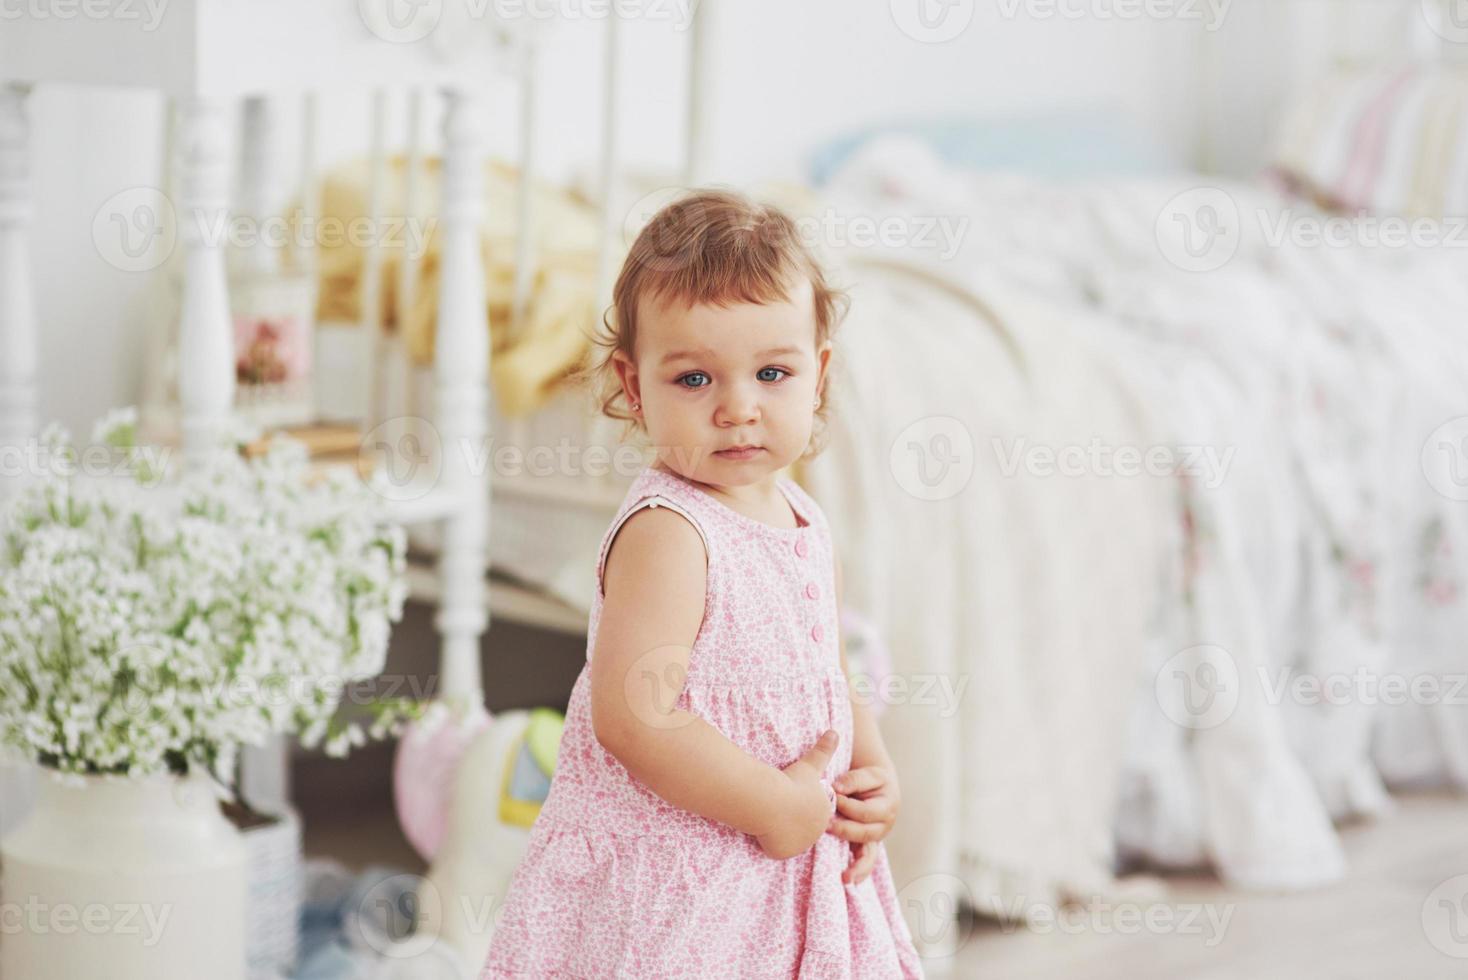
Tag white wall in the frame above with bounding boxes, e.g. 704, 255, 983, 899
694, 1, 1201, 181
20, 0, 1329, 437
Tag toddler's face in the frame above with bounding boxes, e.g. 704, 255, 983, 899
618, 278, 831, 487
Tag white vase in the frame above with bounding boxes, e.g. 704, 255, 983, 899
0, 768, 247, 980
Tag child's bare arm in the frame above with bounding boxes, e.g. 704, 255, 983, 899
589, 506, 835, 853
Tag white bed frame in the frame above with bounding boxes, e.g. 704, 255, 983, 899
0, 0, 712, 813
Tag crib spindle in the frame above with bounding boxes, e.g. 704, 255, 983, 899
297, 93, 321, 303
175, 98, 236, 466
512, 36, 539, 343
433, 86, 491, 710
237, 97, 279, 277
362, 90, 390, 429
236, 95, 293, 809
399, 86, 426, 419
502, 38, 541, 461
0, 84, 36, 466
595, 14, 622, 313
684, 0, 711, 187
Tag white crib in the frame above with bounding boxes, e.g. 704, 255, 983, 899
0, 0, 713, 813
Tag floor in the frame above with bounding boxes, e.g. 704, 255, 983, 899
302, 790, 1468, 979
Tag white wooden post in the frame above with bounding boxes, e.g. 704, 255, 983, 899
434, 87, 490, 710
0, 84, 37, 463
298, 92, 321, 303
400, 86, 426, 418
236, 98, 290, 811
595, 14, 621, 312
236, 96, 280, 277
512, 37, 538, 342
362, 90, 389, 428
0, 82, 37, 838
505, 38, 538, 455
175, 98, 236, 464
684, 0, 711, 187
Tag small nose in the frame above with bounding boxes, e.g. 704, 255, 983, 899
715, 383, 760, 427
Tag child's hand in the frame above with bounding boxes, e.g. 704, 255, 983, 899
756, 729, 840, 860
827, 766, 900, 885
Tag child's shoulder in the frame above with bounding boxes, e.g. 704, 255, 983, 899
614, 467, 716, 544
595, 470, 712, 600
597, 499, 708, 601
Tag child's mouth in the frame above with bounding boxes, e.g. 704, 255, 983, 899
714, 446, 763, 460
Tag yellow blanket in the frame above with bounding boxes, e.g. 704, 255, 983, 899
304, 155, 614, 417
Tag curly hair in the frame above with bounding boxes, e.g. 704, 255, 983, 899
575, 187, 849, 460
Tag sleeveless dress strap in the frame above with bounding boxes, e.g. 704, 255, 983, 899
594, 481, 712, 600
776, 475, 824, 531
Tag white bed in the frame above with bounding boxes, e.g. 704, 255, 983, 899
782, 31, 1468, 938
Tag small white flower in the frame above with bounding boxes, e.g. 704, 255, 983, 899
0, 408, 413, 778
90, 407, 138, 448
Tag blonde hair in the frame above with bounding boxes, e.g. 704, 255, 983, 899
578, 188, 849, 459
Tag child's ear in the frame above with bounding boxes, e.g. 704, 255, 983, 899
612, 349, 641, 411
814, 341, 833, 397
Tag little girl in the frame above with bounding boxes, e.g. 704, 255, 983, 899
482, 189, 924, 979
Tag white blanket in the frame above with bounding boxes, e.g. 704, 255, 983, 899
809, 136, 1468, 902
798, 256, 1170, 939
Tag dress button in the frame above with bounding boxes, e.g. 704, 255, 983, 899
794, 537, 809, 558
805, 582, 820, 600
811, 623, 824, 643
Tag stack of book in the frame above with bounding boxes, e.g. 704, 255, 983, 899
240, 420, 375, 480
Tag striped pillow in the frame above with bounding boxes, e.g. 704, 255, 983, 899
1269, 66, 1468, 218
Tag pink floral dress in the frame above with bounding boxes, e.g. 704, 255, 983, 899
481, 464, 925, 979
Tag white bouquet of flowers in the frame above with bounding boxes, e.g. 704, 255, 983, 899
0, 408, 415, 783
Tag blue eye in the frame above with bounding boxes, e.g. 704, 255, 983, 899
758, 367, 788, 383
677, 372, 710, 389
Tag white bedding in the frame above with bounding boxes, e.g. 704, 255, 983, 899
798, 259, 1171, 945
808, 137, 1468, 908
